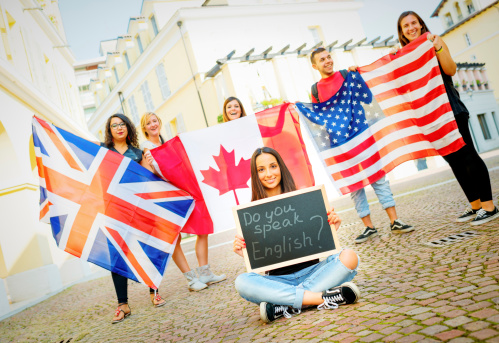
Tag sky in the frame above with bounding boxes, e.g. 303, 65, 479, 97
59, 0, 444, 61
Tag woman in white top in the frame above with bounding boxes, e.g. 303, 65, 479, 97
140, 112, 226, 291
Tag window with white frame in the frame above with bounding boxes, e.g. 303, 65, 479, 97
113, 67, 119, 83
155, 63, 171, 100
140, 80, 154, 111
175, 113, 186, 133
444, 13, 454, 27
492, 112, 499, 135
151, 15, 159, 36
128, 95, 139, 124
464, 33, 472, 46
309, 27, 322, 44
477, 113, 492, 140
466, 0, 475, 14
124, 52, 131, 69
136, 35, 143, 53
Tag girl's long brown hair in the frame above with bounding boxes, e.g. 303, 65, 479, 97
222, 97, 247, 122
250, 147, 296, 201
397, 11, 430, 47
104, 113, 139, 149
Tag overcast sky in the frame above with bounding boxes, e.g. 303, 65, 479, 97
59, 0, 444, 61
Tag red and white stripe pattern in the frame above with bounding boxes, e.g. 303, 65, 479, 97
320, 33, 464, 195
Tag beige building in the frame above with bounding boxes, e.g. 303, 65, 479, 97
87, 0, 383, 140
0, 0, 103, 319
432, 0, 499, 104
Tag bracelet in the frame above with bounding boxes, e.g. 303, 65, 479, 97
436, 46, 443, 54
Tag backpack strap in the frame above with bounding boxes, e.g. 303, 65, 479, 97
311, 82, 319, 103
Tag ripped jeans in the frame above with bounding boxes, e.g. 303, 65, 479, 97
234, 250, 358, 309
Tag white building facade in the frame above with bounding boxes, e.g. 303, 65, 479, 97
0, 0, 104, 320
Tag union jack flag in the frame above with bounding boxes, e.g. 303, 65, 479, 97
32, 116, 195, 289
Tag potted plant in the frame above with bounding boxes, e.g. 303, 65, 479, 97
454, 82, 460, 88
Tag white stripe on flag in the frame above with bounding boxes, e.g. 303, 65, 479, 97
360, 39, 434, 83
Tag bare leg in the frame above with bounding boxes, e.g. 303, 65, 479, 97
470, 199, 482, 210
195, 234, 209, 266
172, 237, 190, 273
301, 249, 358, 306
385, 207, 398, 224
482, 200, 495, 212
361, 215, 374, 228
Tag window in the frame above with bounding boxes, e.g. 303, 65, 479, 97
492, 112, 499, 135
155, 63, 171, 100
136, 35, 143, 53
309, 27, 322, 44
444, 13, 454, 27
464, 33, 472, 46
176, 113, 186, 133
151, 15, 159, 36
455, 2, 463, 21
466, 0, 475, 14
477, 114, 491, 140
128, 95, 139, 124
78, 85, 89, 92
140, 80, 154, 111
124, 52, 131, 69
113, 67, 119, 83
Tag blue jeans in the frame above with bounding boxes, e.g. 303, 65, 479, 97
234, 251, 358, 309
350, 176, 395, 219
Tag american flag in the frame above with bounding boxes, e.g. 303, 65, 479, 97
297, 33, 464, 195
32, 116, 195, 289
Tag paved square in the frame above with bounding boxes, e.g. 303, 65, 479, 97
1, 155, 498, 342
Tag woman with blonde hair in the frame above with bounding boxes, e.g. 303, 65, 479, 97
140, 112, 226, 291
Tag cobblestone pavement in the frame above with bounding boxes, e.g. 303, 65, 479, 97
1, 155, 499, 343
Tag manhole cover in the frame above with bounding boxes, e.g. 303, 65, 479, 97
425, 231, 479, 248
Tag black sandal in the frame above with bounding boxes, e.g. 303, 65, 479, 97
112, 303, 131, 324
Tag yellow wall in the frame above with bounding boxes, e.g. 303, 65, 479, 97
442, 7, 499, 102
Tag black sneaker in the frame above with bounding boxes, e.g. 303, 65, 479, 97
456, 208, 480, 222
355, 226, 378, 244
318, 282, 360, 310
260, 302, 296, 323
471, 207, 499, 226
391, 219, 414, 233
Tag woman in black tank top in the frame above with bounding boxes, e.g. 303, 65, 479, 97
394, 11, 498, 225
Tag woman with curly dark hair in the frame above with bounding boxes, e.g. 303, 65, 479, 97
100, 113, 168, 323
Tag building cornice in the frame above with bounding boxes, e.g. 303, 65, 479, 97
441, 1, 499, 36
0, 57, 93, 139
178, 1, 363, 20
20, 0, 76, 65
88, 12, 184, 131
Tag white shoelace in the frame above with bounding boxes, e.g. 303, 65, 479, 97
274, 305, 292, 319
318, 294, 343, 310
475, 208, 487, 218
462, 207, 474, 215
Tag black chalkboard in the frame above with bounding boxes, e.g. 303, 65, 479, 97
233, 185, 341, 273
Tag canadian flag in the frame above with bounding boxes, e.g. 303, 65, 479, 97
151, 103, 314, 233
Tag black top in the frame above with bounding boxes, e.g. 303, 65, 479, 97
440, 65, 469, 117
100, 143, 143, 163
267, 259, 319, 276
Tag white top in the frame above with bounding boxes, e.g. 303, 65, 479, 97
140, 140, 158, 150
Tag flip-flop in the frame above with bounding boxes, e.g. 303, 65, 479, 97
112, 305, 131, 324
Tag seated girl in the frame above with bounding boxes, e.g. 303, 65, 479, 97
233, 147, 360, 323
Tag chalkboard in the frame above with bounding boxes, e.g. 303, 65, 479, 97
233, 185, 341, 274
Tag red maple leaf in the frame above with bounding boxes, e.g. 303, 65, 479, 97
200, 145, 251, 205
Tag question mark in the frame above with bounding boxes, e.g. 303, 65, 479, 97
310, 215, 324, 248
